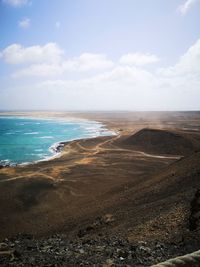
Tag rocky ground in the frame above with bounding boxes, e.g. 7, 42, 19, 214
0, 234, 191, 267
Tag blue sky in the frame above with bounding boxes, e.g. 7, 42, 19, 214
0, 0, 200, 110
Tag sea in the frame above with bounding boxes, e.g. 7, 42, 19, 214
0, 116, 113, 166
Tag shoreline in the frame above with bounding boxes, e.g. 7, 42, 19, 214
0, 114, 116, 168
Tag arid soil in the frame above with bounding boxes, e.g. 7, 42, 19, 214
0, 111, 200, 266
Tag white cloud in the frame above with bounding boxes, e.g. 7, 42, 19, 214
178, 0, 199, 15
10, 52, 114, 77
159, 38, 200, 76
31, 38, 200, 110
63, 53, 114, 72
119, 53, 160, 66
55, 21, 61, 29
0, 43, 114, 75
3, 0, 29, 7
1, 39, 200, 110
18, 18, 30, 29
0, 43, 63, 64
12, 64, 62, 78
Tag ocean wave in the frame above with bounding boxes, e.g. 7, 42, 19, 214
37, 153, 46, 157
0, 116, 114, 166
24, 132, 39, 135
5, 132, 15, 135
39, 136, 54, 139
0, 159, 11, 167
5, 130, 22, 135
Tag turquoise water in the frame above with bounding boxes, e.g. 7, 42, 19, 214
0, 116, 112, 166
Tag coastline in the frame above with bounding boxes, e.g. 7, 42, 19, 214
0, 111, 200, 266
0, 113, 116, 167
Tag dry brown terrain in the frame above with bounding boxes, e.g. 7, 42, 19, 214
0, 111, 200, 249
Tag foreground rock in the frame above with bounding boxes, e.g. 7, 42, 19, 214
0, 235, 170, 266
0, 234, 194, 267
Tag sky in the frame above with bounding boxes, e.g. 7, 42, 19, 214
0, 0, 200, 111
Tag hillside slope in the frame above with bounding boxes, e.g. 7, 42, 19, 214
117, 128, 200, 156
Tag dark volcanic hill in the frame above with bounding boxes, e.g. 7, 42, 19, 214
118, 128, 200, 156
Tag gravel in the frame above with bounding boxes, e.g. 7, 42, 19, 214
0, 234, 184, 267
